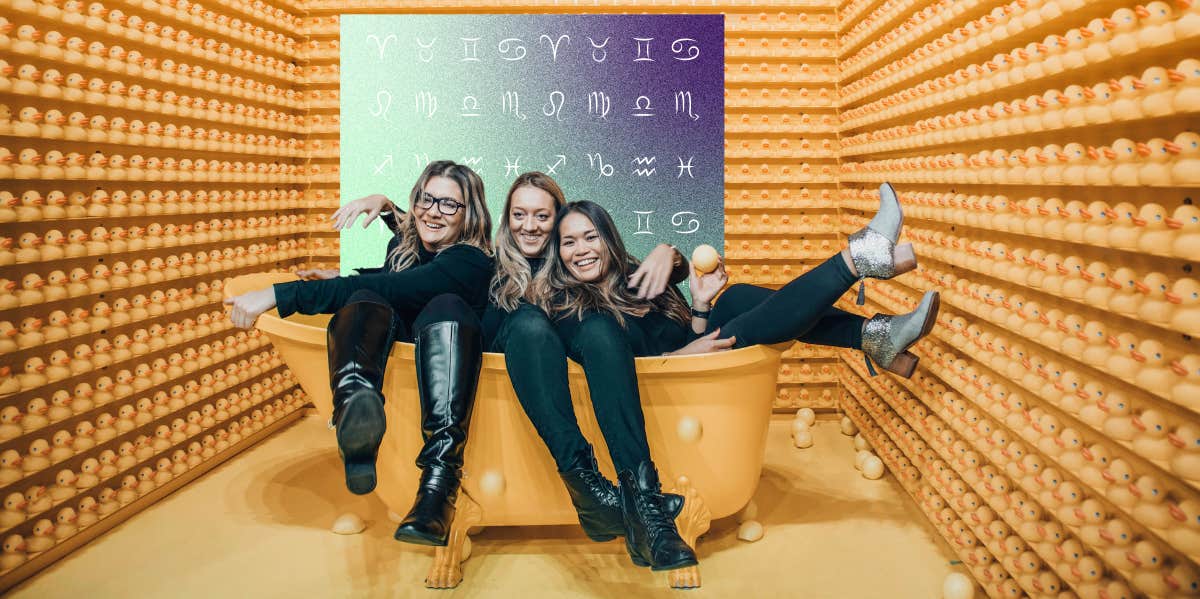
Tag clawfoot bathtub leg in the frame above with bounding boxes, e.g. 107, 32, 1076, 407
424, 492, 482, 589
666, 476, 712, 590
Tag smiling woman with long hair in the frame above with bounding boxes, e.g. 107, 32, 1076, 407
531, 186, 940, 569
224, 160, 493, 548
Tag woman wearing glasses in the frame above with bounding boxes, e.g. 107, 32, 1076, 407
225, 160, 493, 547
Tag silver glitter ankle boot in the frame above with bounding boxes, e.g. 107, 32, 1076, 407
861, 291, 940, 378
848, 182, 915, 304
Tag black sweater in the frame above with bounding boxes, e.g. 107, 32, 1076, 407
273, 242, 494, 319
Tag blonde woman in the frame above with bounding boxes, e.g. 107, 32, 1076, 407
225, 160, 493, 547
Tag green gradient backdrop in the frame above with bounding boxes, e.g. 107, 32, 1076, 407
339, 14, 725, 273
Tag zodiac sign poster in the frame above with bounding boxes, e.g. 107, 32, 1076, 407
340, 14, 725, 271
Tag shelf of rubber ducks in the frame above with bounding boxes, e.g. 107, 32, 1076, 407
833, 0, 1200, 596
0, 0, 323, 588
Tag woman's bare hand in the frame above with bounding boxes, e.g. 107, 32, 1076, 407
331, 194, 394, 230
667, 329, 736, 356
688, 258, 728, 309
628, 243, 678, 299
223, 288, 278, 329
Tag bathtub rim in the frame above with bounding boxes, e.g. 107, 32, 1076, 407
228, 272, 784, 373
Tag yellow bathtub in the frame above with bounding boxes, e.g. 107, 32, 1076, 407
225, 273, 781, 589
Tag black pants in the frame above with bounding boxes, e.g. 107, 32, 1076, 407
343, 289, 481, 344
707, 253, 863, 350
500, 304, 652, 474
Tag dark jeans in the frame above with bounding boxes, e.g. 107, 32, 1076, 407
708, 254, 864, 350
500, 304, 652, 474
342, 289, 481, 344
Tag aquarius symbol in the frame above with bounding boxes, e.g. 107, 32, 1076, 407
461, 156, 483, 172
671, 211, 700, 234
634, 37, 654, 62
504, 156, 522, 177
498, 38, 527, 61
587, 36, 610, 63
633, 211, 654, 235
631, 156, 657, 177
461, 37, 481, 62
586, 153, 614, 179
538, 34, 570, 61
415, 37, 436, 63
676, 156, 695, 178
670, 38, 701, 61
632, 96, 654, 117
546, 155, 566, 175
542, 91, 565, 122
370, 90, 392, 120
674, 91, 699, 121
367, 34, 397, 60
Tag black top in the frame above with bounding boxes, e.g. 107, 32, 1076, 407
273, 241, 494, 319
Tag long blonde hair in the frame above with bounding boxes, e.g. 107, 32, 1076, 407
386, 160, 493, 271
489, 172, 566, 311
532, 201, 691, 326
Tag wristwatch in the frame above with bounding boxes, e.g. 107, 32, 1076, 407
690, 306, 711, 319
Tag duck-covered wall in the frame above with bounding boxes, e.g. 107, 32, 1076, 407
835, 0, 1200, 596
0, 0, 315, 588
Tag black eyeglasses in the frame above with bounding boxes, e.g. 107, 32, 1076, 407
417, 192, 466, 216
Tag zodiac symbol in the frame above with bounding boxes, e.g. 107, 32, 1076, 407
631, 156, 657, 177
369, 90, 392, 120
504, 156, 522, 177
415, 37, 436, 62
367, 34, 397, 61
373, 154, 393, 175
501, 91, 526, 121
461, 37, 481, 62
674, 91, 699, 121
632, 96, 654, 117
634, 37, 654, 62
460, 95, 481, 117
670, 38, 701, 61
415, 91, 438, 118
542, 91, 565, 122
413, 153, 431, 168
671, 211, 700, 234
586, 153, 614, 179
497, 37, 527, 61
676, 156, 695, 178
461, 156, 483, 172
545, 155, 566, 175
538, 34, 570, 61
587, 36, 610, 63
634, 211, 654, 235
588, 91, 611, 120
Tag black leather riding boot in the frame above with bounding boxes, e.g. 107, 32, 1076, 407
393, 320, 482, 546
560, 446, 685, 542
619, 461, 698, 571
327, 300, 394, 495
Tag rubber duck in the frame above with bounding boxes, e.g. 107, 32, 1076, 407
1129, 474, 1173, 531
1168, 279, 1200, 337
12, 106, 41, 137
48, 390, 71, 422
1107, 8, 1142, 55
0, 535, 27, 572
1136, 273, 1175, 325
1170, 132, 1200, 190
1171, 354, 1200, 411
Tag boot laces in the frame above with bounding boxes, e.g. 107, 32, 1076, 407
576, 469, 618, 506
634, 492, 675, 539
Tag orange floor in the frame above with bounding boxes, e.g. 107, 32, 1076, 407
9, 413, 964, 598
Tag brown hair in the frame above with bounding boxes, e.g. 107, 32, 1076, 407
386, 160, 492, 271
489, 172, 566, 311
531, 201, 690, 326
